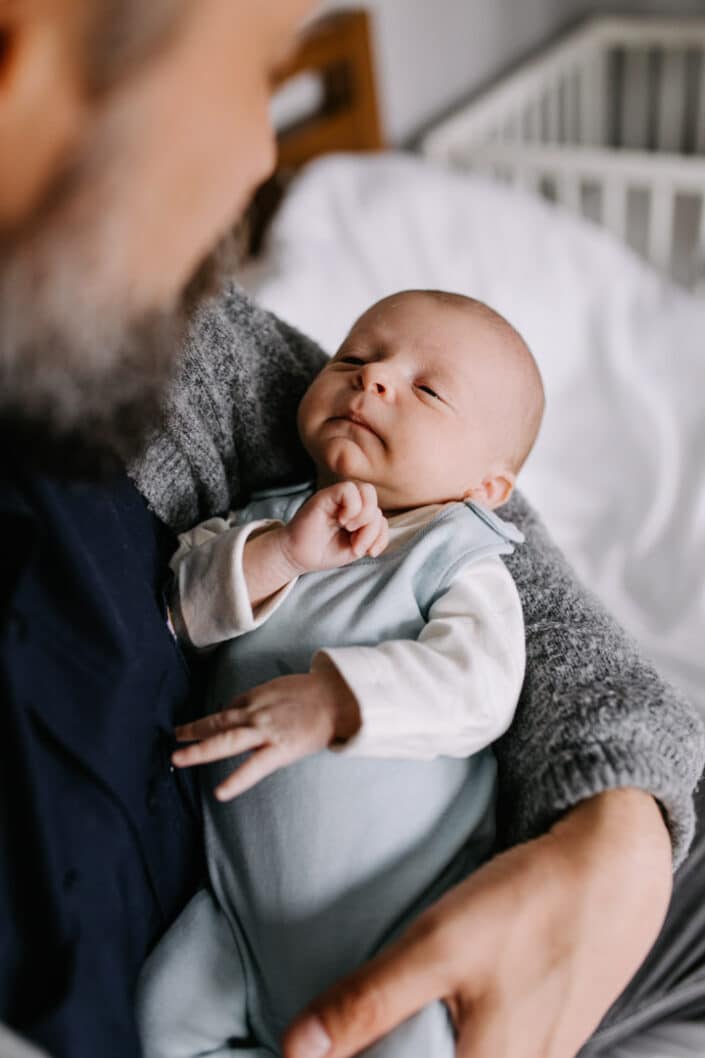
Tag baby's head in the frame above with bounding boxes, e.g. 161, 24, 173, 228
297, 290, 544, 513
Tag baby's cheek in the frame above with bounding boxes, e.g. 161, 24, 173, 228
302, 375, 330, 419
296, 386, 318, 440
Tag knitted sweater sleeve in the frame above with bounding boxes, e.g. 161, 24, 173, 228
130, 284, 705, 868
130, 282, 326, 532
497, 491, 705, 868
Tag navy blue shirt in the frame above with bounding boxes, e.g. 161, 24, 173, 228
0, 469, 203, 1057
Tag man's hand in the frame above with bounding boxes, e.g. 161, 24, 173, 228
172, 666, 361, 800
281, 481, 389, 574
281, 789, 673, 1058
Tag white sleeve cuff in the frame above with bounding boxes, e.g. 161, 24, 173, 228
173, 518, 298, 649
311, 646, 406, 757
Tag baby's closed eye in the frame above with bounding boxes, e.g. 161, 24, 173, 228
417, 383, 441, 399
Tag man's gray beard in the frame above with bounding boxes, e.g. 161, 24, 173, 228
0, 219, 243, 481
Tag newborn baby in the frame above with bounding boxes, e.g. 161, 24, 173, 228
137, 290, 545, 1058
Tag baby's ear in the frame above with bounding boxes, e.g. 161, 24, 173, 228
465, 472, 515, 510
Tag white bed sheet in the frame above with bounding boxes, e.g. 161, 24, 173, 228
238, 151, 705, 718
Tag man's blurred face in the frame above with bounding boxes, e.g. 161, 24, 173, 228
0, 0, 316, 474
88, 0, 316, 311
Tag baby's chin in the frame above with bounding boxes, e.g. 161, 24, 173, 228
316, 436, 379, 484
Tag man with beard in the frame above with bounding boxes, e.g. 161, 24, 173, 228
1, 4, 704, 1058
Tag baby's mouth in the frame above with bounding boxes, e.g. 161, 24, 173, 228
331, 413, 383, 444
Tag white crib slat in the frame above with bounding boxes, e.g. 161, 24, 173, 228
648, 186, 675, 272
565, 68, 580, 144
657, 50, 687, 153
579, 48, 607, 145
524, 101, 540, 143
603, 181, 628, 241
547, 84, 560, 143
621, 48, 650, 149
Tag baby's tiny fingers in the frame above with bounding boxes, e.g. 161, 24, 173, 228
368, 518, 390, 557
214, 744, 291, 800
344, 508, 377, 533
344, 486, 380, 533
172, 726, 265, 767
333, 481, 363, 525
175, 702, 250, 742
351, 511, 383, 557
338, 481, 377, 530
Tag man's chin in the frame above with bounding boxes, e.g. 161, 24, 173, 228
0, 225, 242, 483
0, 302, 185, 482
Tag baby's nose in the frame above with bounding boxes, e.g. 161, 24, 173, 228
359, 365, 392, 397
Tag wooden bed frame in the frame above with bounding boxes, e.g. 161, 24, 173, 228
247, 8, 384, 253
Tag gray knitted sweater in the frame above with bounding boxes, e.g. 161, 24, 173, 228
131, 283, 705, 868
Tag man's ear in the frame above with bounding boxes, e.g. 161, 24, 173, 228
464, 471, 516, 510
0, 2, 87, 226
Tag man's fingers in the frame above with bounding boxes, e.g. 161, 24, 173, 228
282, 915, 449, 1058
214, 744, 290, 801
454, 1004, 500, 1058
172, 726, 265, 767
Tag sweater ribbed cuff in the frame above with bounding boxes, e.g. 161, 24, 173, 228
502, 739, 700, 870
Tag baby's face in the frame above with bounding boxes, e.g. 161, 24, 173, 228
297, 292, 520, 512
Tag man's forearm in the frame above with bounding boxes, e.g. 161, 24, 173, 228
546, 787, 673, 1041
550, 787, 672, 939
551, 787, 671, 870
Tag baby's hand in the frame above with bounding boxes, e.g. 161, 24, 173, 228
172, 665, 361, 799
281, 480, 388, 574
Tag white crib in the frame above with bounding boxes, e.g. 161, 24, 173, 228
421, 16, 705, 292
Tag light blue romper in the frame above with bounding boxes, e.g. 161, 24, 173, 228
137, 483, 523, 1058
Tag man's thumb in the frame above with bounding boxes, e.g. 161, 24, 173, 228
281, 923, 448, 1058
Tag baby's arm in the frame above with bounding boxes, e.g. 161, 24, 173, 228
173, 555, 524, 799
170, 481, 388, 650
318, 555, 525, 759
169, 513, 294, 649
